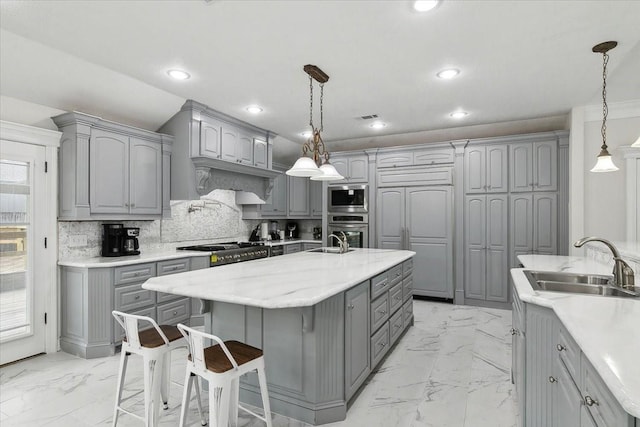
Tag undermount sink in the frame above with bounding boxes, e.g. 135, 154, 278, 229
524, 270, 639, 299
307, 247, 355, 254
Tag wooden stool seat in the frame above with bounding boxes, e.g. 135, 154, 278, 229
123, 324, 183, 348
188, 340, 263, 373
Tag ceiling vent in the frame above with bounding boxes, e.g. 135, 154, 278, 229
359, 114, 379, 120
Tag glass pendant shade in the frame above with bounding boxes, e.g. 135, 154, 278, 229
310, 162, 344, 181
286, 156, 321, 177
632, 136, 640, 147
590, 151, 619, 173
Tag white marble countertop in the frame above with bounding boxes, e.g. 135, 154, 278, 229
58, 250, 210, 268
142, 248, 415, 309
513, 254, 640, 418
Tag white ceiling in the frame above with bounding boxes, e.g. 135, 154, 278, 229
1, 0, 640, 162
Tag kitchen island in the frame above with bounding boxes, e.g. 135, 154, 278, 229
142, 248, 415, 425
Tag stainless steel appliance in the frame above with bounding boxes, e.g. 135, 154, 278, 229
286, 221, 299, 238
328, 185, 368, 213
328, 213, 368, 248
102, 223, 125, 257
122, 227, 140, 255
177, 242, 268, 266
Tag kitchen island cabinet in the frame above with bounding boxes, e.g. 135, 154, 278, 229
142, 248, 415, 425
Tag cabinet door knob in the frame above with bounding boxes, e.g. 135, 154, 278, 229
347, 304, 354, 310
134, 295, 140, 300
556, 344, 566, 352
584, 396, 599, 406
548, 376, 557, 383
510, 328, 517, 335
172, 310, 178, 316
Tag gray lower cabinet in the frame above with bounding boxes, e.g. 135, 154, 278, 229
511, 284, 526, 426
377, 186, 453, 298
207, 258, 414, 425
555, 355, 581, 427
284, 243, 302, 254
345, 281, 370, 401
302, 242, 321, 251
60, 256, 207, 358
510, 192, 558, 267
464, 194, 509, 303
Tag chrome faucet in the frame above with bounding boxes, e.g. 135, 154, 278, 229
328, 232, 349, 254
574, 237, 635, 290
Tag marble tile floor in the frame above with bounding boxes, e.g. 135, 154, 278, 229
0, 300, 518, 426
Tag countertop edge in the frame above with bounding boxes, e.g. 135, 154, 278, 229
58, 251, 211, 268
513, 254, 640, 418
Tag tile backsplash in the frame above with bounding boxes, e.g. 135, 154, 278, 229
58, 189, 321, 260
584, 241, 640, 277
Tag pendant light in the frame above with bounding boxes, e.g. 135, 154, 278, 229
286, 65, 344, 181
590, 41, 619, 173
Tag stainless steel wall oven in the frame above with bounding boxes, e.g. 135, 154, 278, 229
328, 213, 368, 248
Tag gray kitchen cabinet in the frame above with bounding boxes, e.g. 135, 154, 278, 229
199, 116, 223, 159
510, 139, 558, 192
309, 180, 323, 218
287, 175, 310, 216
220, 125, 239, 162
53, 111, 171, 220
344, 281, 371, 401
464, 144, 508, 193
89, 131, 162, 216
464, 194, 509, 302
555, 355, 582, 427
376, 146, 454, 168
237, 131, 255, 165
511, 285, 526, 426
525, 304, 558, 427
580, 406, 598, 427
284, 243, 302, 254
253, 138, 268, 168
331, 154, 368, 183
59, 256, 203, 359
260, 170, 287, 216
302, 242, 321, 251
510, 192, 557, 267
377, 186, 453, 298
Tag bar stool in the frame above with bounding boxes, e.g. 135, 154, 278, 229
177, 323, 273, 427
112, 311, 207, 427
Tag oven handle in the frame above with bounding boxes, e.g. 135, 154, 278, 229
328, 224, 368, 230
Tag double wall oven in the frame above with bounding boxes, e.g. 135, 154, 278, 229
328, 185, 369, 248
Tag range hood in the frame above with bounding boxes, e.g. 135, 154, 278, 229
235, 191, 266, 205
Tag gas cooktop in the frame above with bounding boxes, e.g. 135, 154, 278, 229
176, 241, 268, 266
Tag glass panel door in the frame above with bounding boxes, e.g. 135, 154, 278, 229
0, 140, 46, 364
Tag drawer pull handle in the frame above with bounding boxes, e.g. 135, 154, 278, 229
556, 344, 566, 352
510, 328, 518, 336
394, 296, 402, 301
584, 396, 598, 407
173, 310, 178, 316
379, 310, 387, 315
379, 342, 386, 348
347, 304, 355, 310
548, 376, 557, 384
134, 295, 140, 300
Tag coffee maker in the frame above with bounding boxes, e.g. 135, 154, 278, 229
102, 224, 124, 257
286, 221, 299, 239
123, 227, 140, 255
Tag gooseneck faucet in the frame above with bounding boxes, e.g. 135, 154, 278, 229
574, 237, 635, 290
328, 232, 349, 254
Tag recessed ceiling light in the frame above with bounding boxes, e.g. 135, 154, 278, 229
370, 121, 387, 129
246, 105, 263, 114
167, 69, 190, 80
437, 68, 460, 79
414, 0, 440, 12
301, 130, 313, 138
450, 111, 468, 119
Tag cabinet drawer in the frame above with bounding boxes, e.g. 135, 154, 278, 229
402, 258, 413, 278
302, 242, 321, 251
114, 263, 156, 286
402, 276, 413, 302
371, 293, 389, 333
157, 258, 190, 276
156, 291, 182, 304
284, 243, 302, 254
114, 283, 156, 311
403, 300, 413, 325
581, 356, 631, 427
556, 325, 580, 382
371, 271, 390, 300
389, 264, 403, 286
377, 151, 413, 168
389, 309, 404, 346
389, 282, 403, 314
114, 305, 156, 343
413, 148, 454, 165
377, 166, 452, 187
371, 321, 390, 368
157, 298, 191, 325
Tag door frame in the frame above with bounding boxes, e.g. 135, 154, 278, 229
1, 120, 60, 358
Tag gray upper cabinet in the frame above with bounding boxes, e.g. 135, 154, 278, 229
199, 117, 222, 159
377, 186, 453, 298
464, 194, 509, 302
287, 176, 310, 216
54, 112, 170, 220
510, 139, 557, 192
309, 180, 323, 218
260, 170, 287, 216
377, 146, 453, 168
253, 139, 268, 168
332, 154, 368, 183
344, 281, 370, 401
464, 144, 508, 193
377, 151, 413, 168
510, 192, 557, 267
237, 131, 254, 165
220, 125, 239, 162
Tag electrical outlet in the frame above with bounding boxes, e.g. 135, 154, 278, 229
68, 234, 87, 247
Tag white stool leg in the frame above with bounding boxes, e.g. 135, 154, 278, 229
143, 357, 154, 427
193, 375, 207, 426
257, 362, 273, 427
112, 350, 129, 427
150, 357, 163, 427
179, 369, 193, 427
228, 378, 239, 427
161, 351, 170, 410
216, 380, 231, 427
